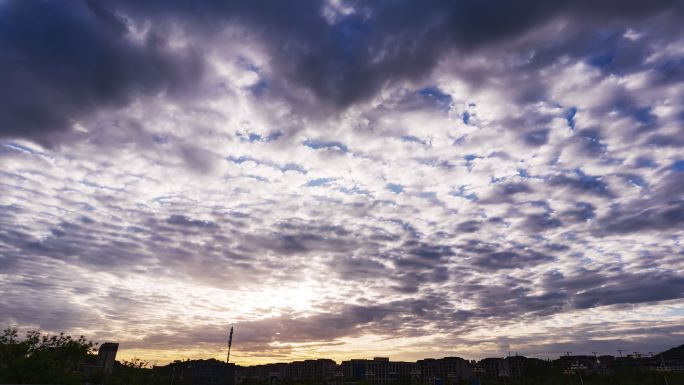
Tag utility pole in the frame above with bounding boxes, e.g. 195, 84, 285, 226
227, 326, 234, 363
617, 350, 623, 358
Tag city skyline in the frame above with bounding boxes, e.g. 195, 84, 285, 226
106, 336, 684, 366
2, 327, 682, 384
6, 326, 681, 367
1, 1, 683, 366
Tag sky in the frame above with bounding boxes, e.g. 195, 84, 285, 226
1, 0, 684, 366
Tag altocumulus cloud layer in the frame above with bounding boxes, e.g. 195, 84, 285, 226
1, 0, 684, 363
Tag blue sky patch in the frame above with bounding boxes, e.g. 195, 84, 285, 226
418, 86, 452, 110
633, 107, 656, 125
304, 139, 349, 153
634, 157, 657, 168
464, 154, 481, 171
401, 135, 429, 146
387, 183, 404, 194
3, 143, 34, 155
306, 178, 334, 187
227, 155, 255, 164
672, 160, 684, 172
518, 168, 530, 178
281, 163, 307, 174
575, 168, 610, 195
589, 53, 614, 68
566, 108, 577, 129
339, 186, 371, 197
248, 79, 269, 97
621, 174, 648, 188
451, 185, 478, 201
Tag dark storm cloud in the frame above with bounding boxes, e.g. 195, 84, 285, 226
0, 0, 202, 144
569, 128, 608, 157
167, 214, 218, 229
522, 129, 550, 146
392, 243, 452, 270
521, 212, 563, 232
406, 242, 454, 260
562, 202, 597, 222
537, 269, 684, 311
482, 182, 534, 204
125, 296, 454, 351
459, 240, 557, 271
237, 305, 397, 344
598, 200, 684, 235
452, 322, 684, 358
246, 222, 358, 256
571, 272, 684, 309
470, 250, 555, 271
473, 286, 568, 319
0, 204, 285, 285
456, 220, 481, 233
3, 0, 683, 142
0, 217, 150, 268
328, 257, 388, 281
450, 269, 684, 323
547, 170, 613, 198
646, 132, 684, 147
0, 258, 105, 330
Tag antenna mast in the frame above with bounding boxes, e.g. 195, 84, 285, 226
227, 326, 234, 363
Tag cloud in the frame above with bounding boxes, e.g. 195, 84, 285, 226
167, 215, 218, 229
0, 0, 202, 144
4, 0, 684, 143
599, 200, 684, 235
469, 249, 556, 271
1, 0, 684, 364
572, 272, 684, 309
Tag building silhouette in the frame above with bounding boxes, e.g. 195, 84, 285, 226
147, 344, 684, 385
416, 357, 472, 384
154, 359, 237, 385
97, 342, 119, 375
341, 357, 416, 385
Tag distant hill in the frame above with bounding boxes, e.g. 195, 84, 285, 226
655, 344, 684, 359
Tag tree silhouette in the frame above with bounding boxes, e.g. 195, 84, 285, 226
0, 327, 98, 384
